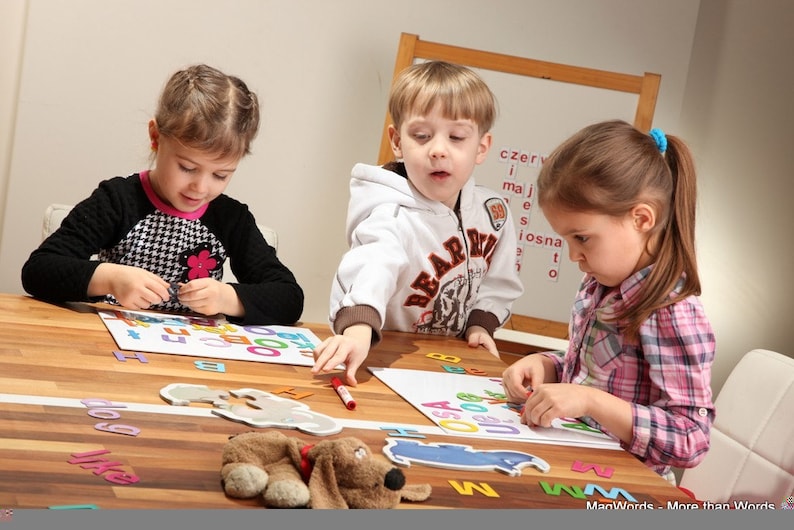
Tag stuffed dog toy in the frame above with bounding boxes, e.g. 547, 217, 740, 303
221, 431, 432, 509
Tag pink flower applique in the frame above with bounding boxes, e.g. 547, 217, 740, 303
186, 249, 218, 279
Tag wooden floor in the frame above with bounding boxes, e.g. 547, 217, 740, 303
0, 295, 693, 509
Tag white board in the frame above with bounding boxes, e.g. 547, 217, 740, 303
471, 68, 642, 323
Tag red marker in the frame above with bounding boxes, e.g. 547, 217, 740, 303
331, 376, 356, 410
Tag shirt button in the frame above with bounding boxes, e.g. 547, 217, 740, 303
698, 408, 708, 417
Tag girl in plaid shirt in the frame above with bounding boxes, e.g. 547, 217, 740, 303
501, 120, 715, 482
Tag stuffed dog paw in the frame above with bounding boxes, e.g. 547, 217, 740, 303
221, 431, 432, 509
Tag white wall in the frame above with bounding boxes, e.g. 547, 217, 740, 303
0, 0, 698, 317
1, 0, 791, 399
680, 0, 794, 395
0, 0, 28, 241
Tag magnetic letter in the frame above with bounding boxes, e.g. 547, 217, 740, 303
379, 426, 426, 438
94, 422, 141, 437
448, 481, 499, 497
426, 353, 460, 363
104, 472, 140, 485
113, 350, 149, 363
571, 460, 614, 478
270, 386, 313, 400
194, 360, 226, 373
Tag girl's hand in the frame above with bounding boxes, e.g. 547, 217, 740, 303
521, 384, 634, 445
176, 278, 242, 317
89, 263, 171, 310
501, 354, 554, 403
520, 383, 592, 427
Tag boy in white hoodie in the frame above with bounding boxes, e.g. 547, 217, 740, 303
312, 61, 523, 385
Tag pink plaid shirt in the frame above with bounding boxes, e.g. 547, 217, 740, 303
543, 266, 715, 476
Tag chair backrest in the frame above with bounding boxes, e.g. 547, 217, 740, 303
678, 348, 794, 504
42, 203, 74, 242
42, 203, 278, 282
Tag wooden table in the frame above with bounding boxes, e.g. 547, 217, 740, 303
0, 294, 694, 509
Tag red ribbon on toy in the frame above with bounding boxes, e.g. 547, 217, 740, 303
299, 444, 315, 483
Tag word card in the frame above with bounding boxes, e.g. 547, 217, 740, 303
369, 367, 619, 449
98, 308, 323, 367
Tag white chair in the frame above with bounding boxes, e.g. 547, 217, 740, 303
678, 348, 794, 504
42, 203, 278, 282
42, 203, 74, 242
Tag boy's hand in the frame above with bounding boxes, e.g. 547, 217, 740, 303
465, 325, 499, 357
312, 324, 372, 386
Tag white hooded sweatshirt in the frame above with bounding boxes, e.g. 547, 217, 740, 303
329, 163, 524, 340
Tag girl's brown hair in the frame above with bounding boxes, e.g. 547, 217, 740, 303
154, 64, 260, 159
538, 119, 701, 338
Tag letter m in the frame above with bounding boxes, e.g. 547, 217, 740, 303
583, 484, 637, 502
571, 460, 614, 478
538, 481, 586, 499
448, 480, 499, 498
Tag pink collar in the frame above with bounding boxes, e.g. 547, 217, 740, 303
140, 170, 208, 220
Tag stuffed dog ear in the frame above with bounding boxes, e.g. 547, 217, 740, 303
400, 483, 432, 503
307, 453, 348, 509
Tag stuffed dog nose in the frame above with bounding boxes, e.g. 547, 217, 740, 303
384, 467, 406, 491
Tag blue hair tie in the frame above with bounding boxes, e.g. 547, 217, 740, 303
649, 128, 667, 154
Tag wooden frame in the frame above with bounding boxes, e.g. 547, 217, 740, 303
377, 32, 661, 164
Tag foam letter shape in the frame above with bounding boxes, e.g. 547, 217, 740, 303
159, 383, 230, 407
212, 388, 342, 436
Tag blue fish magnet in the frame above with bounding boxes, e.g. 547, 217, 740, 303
382, 438, 550, 477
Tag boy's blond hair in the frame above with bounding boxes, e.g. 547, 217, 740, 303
388, 61, 497, 135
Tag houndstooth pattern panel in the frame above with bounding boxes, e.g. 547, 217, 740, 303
98, 211, 227, 312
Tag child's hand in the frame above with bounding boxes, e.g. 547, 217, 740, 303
520, 383, 594, 428
90, 263, 171, 310
176, 278, 242, 317
311, 324, 372, 386
501, 354, 554, 403
465, 326, 499, 357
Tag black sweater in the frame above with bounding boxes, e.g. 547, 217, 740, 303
22, 172, 304, 325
